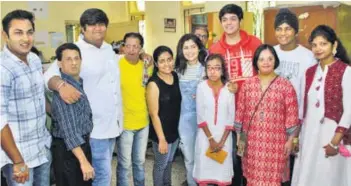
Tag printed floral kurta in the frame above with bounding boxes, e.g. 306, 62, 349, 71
235, 76, 299, 186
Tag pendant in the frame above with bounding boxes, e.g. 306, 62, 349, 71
259, 111, 264, 121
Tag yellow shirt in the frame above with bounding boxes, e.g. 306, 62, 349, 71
119, 57, 152, 130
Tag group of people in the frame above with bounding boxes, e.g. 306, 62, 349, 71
1, 3, 350, 186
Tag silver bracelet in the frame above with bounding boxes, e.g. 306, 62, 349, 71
329, 142, 339, 151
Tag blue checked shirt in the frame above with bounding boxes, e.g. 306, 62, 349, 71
51, 72, 93, 150
0, 45, 51, 168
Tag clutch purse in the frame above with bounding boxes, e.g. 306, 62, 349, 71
205, 147, 228, 164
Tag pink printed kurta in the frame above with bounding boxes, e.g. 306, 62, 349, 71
235, 76, 299, 186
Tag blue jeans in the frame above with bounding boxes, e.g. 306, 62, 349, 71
116, 125, 149, 186
90, 138, 116, 186
178, 80, 199, 186
152, 139, 179, 186
2, 148, 51, 186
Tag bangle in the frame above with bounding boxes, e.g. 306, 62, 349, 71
208, 136, 213, 140
13, 160, 24, 165
57, 81, 65, 91
329, 142, 339, 150
293, 138, 299, 144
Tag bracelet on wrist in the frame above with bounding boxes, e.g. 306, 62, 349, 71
13, 160, 24, 165
329, 142, 339, 150
57, 81, 65, 91
293, 137, 299, 144
208, 136, 213, 140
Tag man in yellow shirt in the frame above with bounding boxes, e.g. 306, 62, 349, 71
117, 32, 152, 186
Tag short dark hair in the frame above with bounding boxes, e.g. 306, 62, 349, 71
219, 4, 243, 21
252, 44, 280, 71
123, 32, 144, 48
193, 26, 209, 37
80, 8, 109, 30
111, 40, 125, 54
30, 46, 41, 56
2, 10, 35, 36
274, 8, 299, 33
204, 54, 228, 83
175, 34, 207, 74
55, 43, 82, 61
152, 45, 174, 76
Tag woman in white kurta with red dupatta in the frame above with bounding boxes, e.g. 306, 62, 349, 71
292, 25, 351, 186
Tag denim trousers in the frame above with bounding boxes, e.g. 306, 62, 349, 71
152, 139, 179, 186
178, 80, 199, 186
2, 147, 52, 186
89, 138, 116, 186
116, 125, 149, 186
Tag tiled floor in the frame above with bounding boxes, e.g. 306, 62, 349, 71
111, 147, 186, 186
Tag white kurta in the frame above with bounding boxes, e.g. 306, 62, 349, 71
292, 64, 351, 186
193, 81, 235, 185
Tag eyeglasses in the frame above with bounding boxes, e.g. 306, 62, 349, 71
207, 66, 222, 72
195, 34, 208, 39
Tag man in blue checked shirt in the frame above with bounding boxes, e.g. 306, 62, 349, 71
1, 10, 52, 186
50, 43, 94, 186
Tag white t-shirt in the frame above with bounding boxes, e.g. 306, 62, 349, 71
274, 45, 317, 106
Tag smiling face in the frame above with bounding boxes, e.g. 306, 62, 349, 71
82, 23, 107, 46
311, 35, 336, 62
3, 19, 34, 60
220, 13, 240, 35
156, 51, 174, 75
257, 49, 276, 75
182, 39, 199, 63
275, 23, 296, 47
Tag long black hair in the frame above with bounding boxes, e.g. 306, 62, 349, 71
175, 34, 207, 74
204, 54, 228, 84
152, 45, 173, 76
309, 25, 350, 64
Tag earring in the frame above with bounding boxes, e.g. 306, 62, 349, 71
332, 48, 337, 56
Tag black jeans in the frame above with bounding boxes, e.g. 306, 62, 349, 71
51, 135, 92, 186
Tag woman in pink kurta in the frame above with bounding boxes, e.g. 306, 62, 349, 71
235, 44, 299, 186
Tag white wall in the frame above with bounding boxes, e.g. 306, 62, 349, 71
205, 1, 246, 12
1, 1, 129, 59
144, 1, 183, 54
